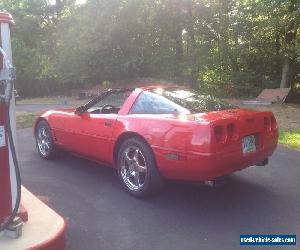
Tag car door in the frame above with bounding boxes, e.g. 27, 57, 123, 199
62, 90, 130, 164
66, 112, 117, 164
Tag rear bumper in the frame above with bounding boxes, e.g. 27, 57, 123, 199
153, 141, 277, 181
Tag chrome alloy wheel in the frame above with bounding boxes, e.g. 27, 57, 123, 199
37, 126, 51, 157
120, 146, 147, 191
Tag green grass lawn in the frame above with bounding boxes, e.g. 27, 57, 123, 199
16, 112, 38, 129
279, 131, 300, 150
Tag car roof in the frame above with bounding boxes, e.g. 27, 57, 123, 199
137, 83, 180, 91
101, 83, 182, 93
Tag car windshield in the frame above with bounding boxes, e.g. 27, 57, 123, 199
130, 87, 236, 114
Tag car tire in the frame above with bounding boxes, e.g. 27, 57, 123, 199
117, 137, 165, 197
35, 120, 58, 160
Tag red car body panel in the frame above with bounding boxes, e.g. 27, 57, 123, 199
35, 87, 278, 181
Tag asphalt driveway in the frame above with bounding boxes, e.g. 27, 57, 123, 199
18, 128, 300, 250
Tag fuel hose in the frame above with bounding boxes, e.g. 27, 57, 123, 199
0, 47, 22, 232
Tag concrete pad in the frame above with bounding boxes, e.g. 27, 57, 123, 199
0, 186, 66, 250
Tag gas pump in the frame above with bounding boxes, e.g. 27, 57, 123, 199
0, 11, 66, 249
0, 11, 22, 235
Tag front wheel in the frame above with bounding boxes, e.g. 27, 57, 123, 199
35, 120, 58, 159
117, 137, 165, 197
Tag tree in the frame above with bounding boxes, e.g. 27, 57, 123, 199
1, 0, 299, 97
279, 0, 299, 88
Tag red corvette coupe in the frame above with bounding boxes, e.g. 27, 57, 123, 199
34, 86, 278, 197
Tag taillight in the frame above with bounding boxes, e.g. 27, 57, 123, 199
214, 123, 237, 143
264, 117, 270, 131
270, 115, 277, 130
264, 116, 277, 131
214, 125, 224, 142
227, 123, 236, 140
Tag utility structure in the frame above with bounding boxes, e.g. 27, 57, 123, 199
0, 10, 21, 234
0, 11, 66, 250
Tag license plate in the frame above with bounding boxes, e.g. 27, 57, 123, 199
242, 135, 256, 154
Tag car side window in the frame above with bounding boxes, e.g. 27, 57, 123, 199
95, 92, 128, 108
130, 91, 188, 114
87, 91, 129, 114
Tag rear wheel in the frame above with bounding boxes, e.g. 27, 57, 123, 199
117, 137, 165, 197
35, 120, 57, 159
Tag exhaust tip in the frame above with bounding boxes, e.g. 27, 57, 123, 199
204, 180, 215, 187
204, 176, 229, 188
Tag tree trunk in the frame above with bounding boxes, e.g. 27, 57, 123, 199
175, 30, 183, 61
174, 27, 183, 79
186, 0, 198, 88
280, 56, 291, 88
279, 0, 297, 88
55, 0, 63, 18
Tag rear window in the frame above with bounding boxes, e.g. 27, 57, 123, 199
130, 88, 235, 114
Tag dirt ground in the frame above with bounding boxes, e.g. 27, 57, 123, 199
226, 99, 300, 132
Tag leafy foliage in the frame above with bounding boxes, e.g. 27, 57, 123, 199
0, 0, 299, 97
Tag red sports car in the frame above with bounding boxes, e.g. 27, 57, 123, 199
34, 86, 278, 197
